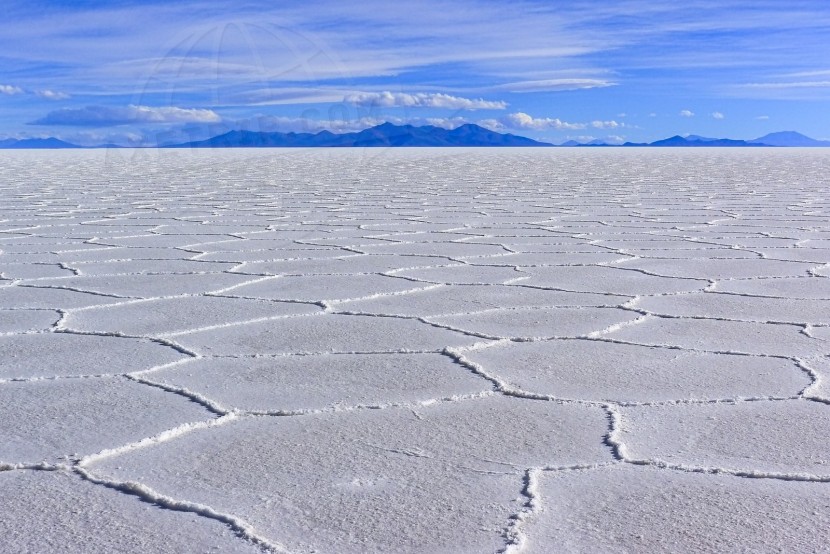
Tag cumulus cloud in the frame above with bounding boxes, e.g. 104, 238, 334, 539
492, 78, 616, 93
344, 91, 507, 110
679, 109, 695, 117
567, 135, 597, 143
711, 111, 725, 119
591, 120, 621, 129
31, 105, 222, 126
35, 89, 71, 100
0, 84, 23, 95
424, 117, 470, 129
1, 85, 70, 99
491, 112, 586, 131
478, 112, 623, 132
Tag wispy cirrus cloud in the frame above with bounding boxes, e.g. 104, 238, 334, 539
742, 81, 830, 89
727, 72, 830, 100
491, 78, 616, 93
783, 69, 830, 78
727, 79, 830, 100
343, 91, 506, 110
30, 104, 221, 126
232, 87, 352, 106
0, 1, 604, 93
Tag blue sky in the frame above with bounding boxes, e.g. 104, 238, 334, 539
2, 0, 830, 145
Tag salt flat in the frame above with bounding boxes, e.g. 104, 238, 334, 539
1, 147, 829, 552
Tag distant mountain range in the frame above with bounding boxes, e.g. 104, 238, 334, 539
616, 131, 830, 148
750, 131, 830, 147
622, 135, 765, 147
0, 137, 79, 149
166, 123, 548, 148
2, 125, 830, 149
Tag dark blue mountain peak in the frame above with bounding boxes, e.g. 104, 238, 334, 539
0, 137, 80, 149
750, 131, 830, 147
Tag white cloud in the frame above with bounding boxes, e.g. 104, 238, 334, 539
237, 115, 394, 134
32, 105, 222, 126
234, 87, 351, 106
424, 117, 469, 129
0, 85, 70, 100
492, 78, 616, 93
756, 115, 770, 120
62, 130, 146, 146
679, 109, 695, 117
478, 112, 623, 133
344, 91, 506, 110
560, 134, 625, 145
5, 1, 830, 120
743, 81, 830, 89
591, 120, 622, 129
648, 112, 657, 117
711, 111, 725, 119
0, 84, 23, 95
253, 115, 491, 134
35, 90, 71, 100
494, 112, 586, 131
730, 79, 830, 99
126, 105, 221, 123
785, 69, 830, 78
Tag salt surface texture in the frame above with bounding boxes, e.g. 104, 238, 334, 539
1, 148, 829, 552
